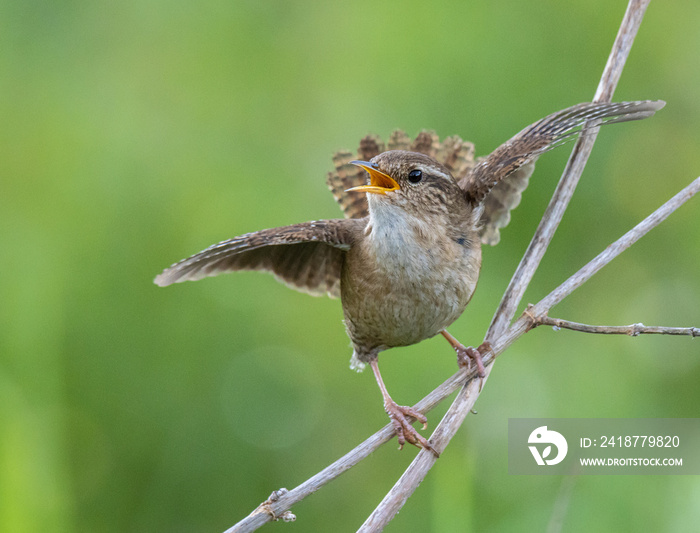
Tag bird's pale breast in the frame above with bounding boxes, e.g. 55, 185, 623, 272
341, 209, 481, 364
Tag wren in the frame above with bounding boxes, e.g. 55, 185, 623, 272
156, 100, 664, 454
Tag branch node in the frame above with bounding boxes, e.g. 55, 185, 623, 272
630, 322, 645, 336
522, 304, 541, 331
253, 488, 296, 523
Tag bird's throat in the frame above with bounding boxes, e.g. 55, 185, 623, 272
366, 203, 447, 271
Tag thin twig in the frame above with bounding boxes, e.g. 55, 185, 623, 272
531, 176, 700, 313
533, 315, 700, 337
359, 1, 652, 530
508, 175, 700, 347
484, 177, 700, 362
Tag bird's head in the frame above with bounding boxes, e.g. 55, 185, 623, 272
346, 150, 467, 221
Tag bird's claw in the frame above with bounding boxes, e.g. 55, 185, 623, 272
384, 400, 439, 457
455, 342, 490, 391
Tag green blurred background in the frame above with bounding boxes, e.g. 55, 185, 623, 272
2, 1, 699, 531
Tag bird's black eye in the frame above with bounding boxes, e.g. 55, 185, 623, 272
407, 169, 423, 184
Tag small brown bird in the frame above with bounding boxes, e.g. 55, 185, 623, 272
155, 100, 664, 454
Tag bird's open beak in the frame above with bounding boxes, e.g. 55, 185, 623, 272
345, 160, 400, 195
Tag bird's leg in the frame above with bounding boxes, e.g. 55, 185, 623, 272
441, 330, 488, 391
369, 359, 438, 457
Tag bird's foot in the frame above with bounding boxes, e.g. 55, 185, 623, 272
455, 342, 490, 391
383, 399, 439, 457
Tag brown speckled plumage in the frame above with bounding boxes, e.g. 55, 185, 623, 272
340, 153, 481, 369
155, 219, 364, 297
156, 100, 664, 452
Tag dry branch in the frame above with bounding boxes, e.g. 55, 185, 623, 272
533, 315, 700, 337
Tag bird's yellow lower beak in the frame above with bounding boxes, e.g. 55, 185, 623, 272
346, 160, 400, 195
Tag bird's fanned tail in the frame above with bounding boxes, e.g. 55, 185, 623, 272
327, 131, 476, 220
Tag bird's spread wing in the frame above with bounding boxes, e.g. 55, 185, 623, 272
475, 161, 535, 245
460, 100, 665, 244
326, 131, 477, 219
154, 219, 364, 298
